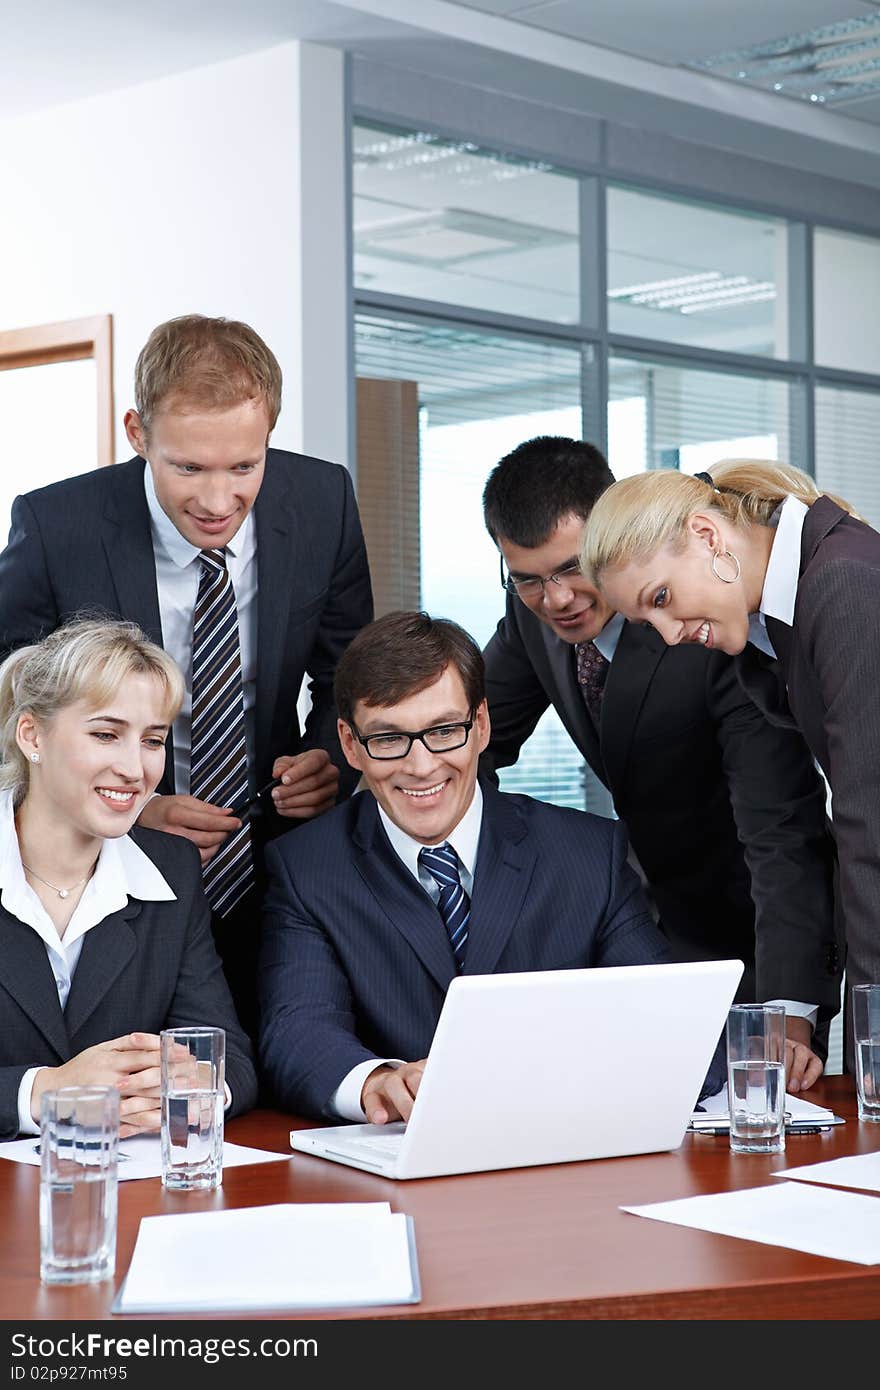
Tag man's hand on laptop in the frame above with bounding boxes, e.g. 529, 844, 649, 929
784, 1015, 823, 1093
361, 1061, 427, 1124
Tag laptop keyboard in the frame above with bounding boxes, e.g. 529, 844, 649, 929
341, 1133, 404, 1158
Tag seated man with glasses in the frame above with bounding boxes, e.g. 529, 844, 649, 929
257, 609, 678, 1123
481, 435, 841, 1090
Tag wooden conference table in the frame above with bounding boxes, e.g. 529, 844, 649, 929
3, 1077, 879, 1321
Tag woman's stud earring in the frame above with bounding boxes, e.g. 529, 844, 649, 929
30, 752, 40, 764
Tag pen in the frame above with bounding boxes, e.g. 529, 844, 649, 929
230, 775, 283, 822
691, 1124, 832, 1136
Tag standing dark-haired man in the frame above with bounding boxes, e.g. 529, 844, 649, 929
0, 314, 374, 1030
481, 436, 840, 1086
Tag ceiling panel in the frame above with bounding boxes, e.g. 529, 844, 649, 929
446, 0, 537, 12
449, 0, 880, 65
0, 0, 400, 119
829, 92, 880, 122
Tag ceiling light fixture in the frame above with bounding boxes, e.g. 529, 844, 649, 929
354, 129, 552, 184
610, 270, 776, 315
356, 208, 574, 266
689, 12, 880, 105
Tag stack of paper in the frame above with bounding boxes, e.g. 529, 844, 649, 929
114, 1203, 419, 1312
690, 1085, 841, 1129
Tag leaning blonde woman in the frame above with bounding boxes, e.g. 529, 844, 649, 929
580, 459, 880, 1051
0, 617, 256, 1139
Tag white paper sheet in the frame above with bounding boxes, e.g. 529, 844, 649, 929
771, 1150, 880, 1194
115, 1202, 419, 1311
692, 1085, 838, 1125
621, 1181, 880, 1264
0, 1134, 292, 1181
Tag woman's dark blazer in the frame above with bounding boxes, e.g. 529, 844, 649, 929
737, 496, 880, 998
0, 826, 258, 1138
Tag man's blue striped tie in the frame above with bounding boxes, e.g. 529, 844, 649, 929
190, 548, 253, 916
418, 842, 470, 972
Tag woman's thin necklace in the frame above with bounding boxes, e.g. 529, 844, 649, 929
21, 862, 91, 900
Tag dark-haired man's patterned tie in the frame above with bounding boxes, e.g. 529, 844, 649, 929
418, 842, 470, 973
575, 640, 610, 723
189, 548, 253, 915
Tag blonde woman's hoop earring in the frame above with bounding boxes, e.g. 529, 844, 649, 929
711, 549, 741, 584
30, 752, 40, 764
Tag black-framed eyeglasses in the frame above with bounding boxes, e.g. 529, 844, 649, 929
350, 715, 475, 761
499, 552, 583, 599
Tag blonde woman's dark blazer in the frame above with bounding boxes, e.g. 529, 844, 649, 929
738, 496, 880, 997
0, 827, 258, 1138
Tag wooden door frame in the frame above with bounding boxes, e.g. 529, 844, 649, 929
0, 315, 114, 468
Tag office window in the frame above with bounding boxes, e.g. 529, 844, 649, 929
814, 227, 880, 376
356, 313, 587, 644
607, 186, 790, 359
355, 312, 603, 811
352, 112, 880, 839
607, 355, 804, 476
815, 383, 880, 528
353, 123, 580, 323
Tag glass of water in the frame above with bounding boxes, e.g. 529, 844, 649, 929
726, 1004, 786, 1155
852, 984, 880, 1124
160, 1027, 225, 1190
40, 1086, 119, 1284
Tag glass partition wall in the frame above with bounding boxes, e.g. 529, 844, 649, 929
353, 117, 880, 821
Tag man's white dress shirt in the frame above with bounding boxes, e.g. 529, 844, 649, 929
144, 464, 258, 795
329, 785, 483, 1121
592, 609, 626, 662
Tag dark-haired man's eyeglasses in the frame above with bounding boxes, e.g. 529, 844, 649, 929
349, 716, 475, 761
499, 552, 583, 599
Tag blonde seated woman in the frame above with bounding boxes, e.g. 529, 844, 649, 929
581, 460, 880, 1050
0, 618, 257, 1139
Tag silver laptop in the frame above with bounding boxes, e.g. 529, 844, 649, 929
289, 959, 743, 1180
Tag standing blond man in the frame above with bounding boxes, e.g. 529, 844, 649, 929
0, 315, 373, 1030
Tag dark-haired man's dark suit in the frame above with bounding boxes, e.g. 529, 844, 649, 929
736, 496, 880, 1004
0, 451, 374, 1029
482, 595, 840, 1018
258, 779, 677, 1119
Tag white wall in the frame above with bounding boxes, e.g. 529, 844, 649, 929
0, 40, 350, 466
293, 42, 351, 470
